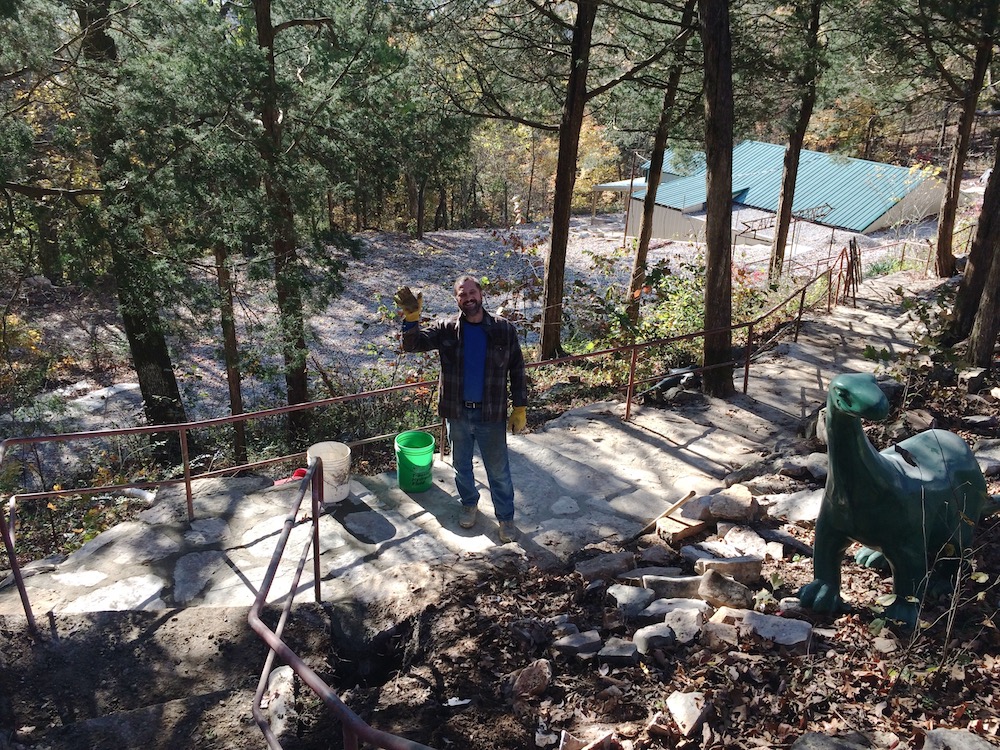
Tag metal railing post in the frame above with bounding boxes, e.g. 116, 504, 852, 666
0, 497, 37, 638
794, 287, 807, 342
180, 427, 193, 521
624, 345, 639, 421
312, 458, 322, 603
743, 323, 754, 394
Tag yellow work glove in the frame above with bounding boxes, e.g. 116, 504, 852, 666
508, 406, 527, 434
393, 286, 423, 323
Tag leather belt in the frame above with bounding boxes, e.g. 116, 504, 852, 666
463, 401, 482, 408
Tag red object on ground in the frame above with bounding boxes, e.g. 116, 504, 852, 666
274, 467, 309, 486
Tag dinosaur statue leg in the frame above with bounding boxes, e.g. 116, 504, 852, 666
798, 518, 850, 614
854, 546, 889, 571
883, 546, 927, 630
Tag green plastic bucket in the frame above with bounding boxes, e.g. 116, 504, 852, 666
394, 430, 436, 492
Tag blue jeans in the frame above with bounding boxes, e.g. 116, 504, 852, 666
447, 408, 515, 522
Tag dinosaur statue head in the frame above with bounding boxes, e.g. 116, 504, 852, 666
827, 372, 890, 421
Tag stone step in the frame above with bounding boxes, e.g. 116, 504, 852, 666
526, 401, 768, 494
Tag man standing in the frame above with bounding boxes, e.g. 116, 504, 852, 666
394, 276, 528, 543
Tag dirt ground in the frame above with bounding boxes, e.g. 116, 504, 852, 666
4, 509, 999, 749
294, 513, 1000, 749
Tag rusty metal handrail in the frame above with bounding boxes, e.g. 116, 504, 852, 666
247, 458, 436, 750
0, 378, 440, 518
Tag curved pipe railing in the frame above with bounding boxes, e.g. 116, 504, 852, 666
247, 458, 436, 750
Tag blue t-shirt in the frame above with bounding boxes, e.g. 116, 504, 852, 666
462, 320, 486, 403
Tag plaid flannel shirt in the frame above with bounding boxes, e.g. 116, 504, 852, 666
402, 310, 527, 423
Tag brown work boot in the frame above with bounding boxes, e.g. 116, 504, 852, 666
459, 504, 478, 529
498, 519, 517, 543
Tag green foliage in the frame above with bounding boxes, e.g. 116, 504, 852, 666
13, 493, 148, 561
863, 254, 928, 279
0, 314, 46, 414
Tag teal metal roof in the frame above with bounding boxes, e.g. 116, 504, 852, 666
642, 151, 705, 178
635, 140, 932, 232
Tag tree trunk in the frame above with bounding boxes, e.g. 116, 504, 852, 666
538, 0, 598, 361
626, 97, 671, 328
214, 245, 247, 465
76, 0, 188, 442
526, 133, 536, 223
699, 0, 736, 397
967, 230, 1000, 367
34, 202, 63, 284
109, 244, 188, 430
935, 3, 997, 277
626, 77, 680, 327
415, 176, 427, 239
945, 140, 1000, 345
435, 185, 448, 229
254, 0, 310, 437
769, 0, 821, 285
406, 174, 419, 231
626, 0, 697, 327
273, 224, 309, 422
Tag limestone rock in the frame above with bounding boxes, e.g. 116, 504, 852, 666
700, 621, 740, 651
757, 525, 814, 557
642, 574, 703, 599
264, 665, 297, 745
764, 488, 823, 523
698, 569, 753, 609
963, 414, 999, 431
633, 622, 677, 654
706, 484, 760, 522
551, 629, 602, 656
741, 610, 813, 653
574, 551, 633, 583
598, 637, 639, 668
606, 583, 656, 617
977, 457, 1000, 478
662, 607, 704, 645
958, 367, 988, 394
684, 540, 741, 559
636, 597, 712, 626
708, 605, 748, 624
721, 525, 769, 557
924, 729, 998, 750
790, 732, 870, 749
694, 555, 763, 585
512, 658, 552, 698
743, 472, 806, 496
551, 621, 580, 639
636, 543, 677, 566
665, 690, 711, 738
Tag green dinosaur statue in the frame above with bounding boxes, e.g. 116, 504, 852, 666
797, 372, 997, 630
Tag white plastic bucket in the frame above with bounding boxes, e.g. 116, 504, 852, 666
307, 441, 352, 503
